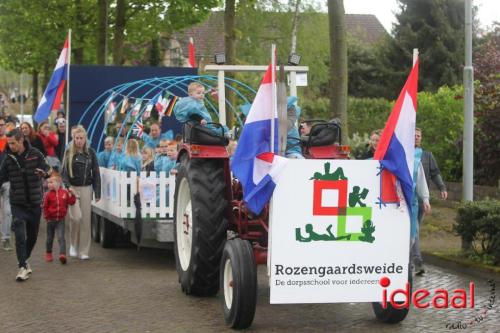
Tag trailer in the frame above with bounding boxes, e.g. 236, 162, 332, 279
91, 168, 175, 249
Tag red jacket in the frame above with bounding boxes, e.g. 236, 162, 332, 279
38, 132, 58, 157
43, 188, 77, 221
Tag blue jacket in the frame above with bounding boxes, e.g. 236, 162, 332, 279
154, 155, 176, 174
142, 131, 173, 149
107, 151, 124, 169
97, 150, 112, 167
174, 96, 229, 136
118, 155, 141, 174
174, 96, 212, 123
285, 96, 303, 157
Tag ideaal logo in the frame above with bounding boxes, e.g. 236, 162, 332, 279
379, 277, 496, 329
295, 162, 375, 243
379, 276, 475, 309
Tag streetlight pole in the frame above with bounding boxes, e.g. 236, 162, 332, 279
463, 0, 474, 202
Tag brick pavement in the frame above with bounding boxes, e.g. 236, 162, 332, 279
0, 222, 498, 333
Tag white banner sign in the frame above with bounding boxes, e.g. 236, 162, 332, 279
270, 160, 410, 304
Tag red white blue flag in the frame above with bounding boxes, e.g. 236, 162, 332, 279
374, 60, 419, 214
188, 37, 196, 68
133, 117, 144, 138
231, 63, 288, 214
34, 37, 69, 123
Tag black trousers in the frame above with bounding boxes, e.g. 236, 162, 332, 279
11, 205, 41, 268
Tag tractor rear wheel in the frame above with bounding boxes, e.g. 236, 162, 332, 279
372, 266, 413, 323
174, 158, 228, 296
220, 238, 257, 329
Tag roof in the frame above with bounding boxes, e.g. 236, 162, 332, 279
171, 12, 387, 59
345, 14, 388, 45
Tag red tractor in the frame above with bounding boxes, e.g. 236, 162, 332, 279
173, 121, 411, 329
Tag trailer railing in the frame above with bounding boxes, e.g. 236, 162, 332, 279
93, 167, 174, 219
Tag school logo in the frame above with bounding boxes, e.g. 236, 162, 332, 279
295, 162, 375, 243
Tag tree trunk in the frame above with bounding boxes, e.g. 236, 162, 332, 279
97, 0, 108, 65
73, 0, 84, 64
31, 70, 38, 115
113, 0, 126, 65
43, 61, 50, 91
149, 37, 161, 66
328, 0, 348, 143
224, 0, 236, 127
290, 0, 301, 54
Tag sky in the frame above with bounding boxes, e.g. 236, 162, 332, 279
341, 0, 499, 33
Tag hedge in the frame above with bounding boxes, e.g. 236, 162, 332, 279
455, 200, 500, 265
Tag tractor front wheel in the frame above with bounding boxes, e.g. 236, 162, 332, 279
372, 266, 413, 323
174, 158, 228, 296
220, 238, 257, 329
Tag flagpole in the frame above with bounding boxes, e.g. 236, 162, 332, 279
65, 29, 72, 145
271, 44, 276, 154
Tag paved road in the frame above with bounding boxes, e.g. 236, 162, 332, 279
1, 223, 498, 333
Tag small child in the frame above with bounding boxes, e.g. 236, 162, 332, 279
97, 136, 114, 167
174, 82, 229, 137
108, 138, 124, 169
154, 139, 176, 173
118, 139, 141, 174
43, 172, 77, 264
166, 142, 179, 175
141, 146, 155, 173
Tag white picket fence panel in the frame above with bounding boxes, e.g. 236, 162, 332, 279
94, 167, 174, 219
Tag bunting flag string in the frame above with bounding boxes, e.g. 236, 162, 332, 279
132, 116, 144, 138
164, 95, 178, 117
119, 96, 129, 114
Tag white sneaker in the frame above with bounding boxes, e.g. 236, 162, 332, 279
26, 263, 32, 275
79, 255, 90, 260
69, 246, 77, 258
16, 267, 30, 282
2, 239, 12, 251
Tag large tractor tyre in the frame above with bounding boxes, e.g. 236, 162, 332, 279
91, 212, 100, 243
174, 158, 228, 296
100, 218, 117, 249
372, 266, 413, 323
220, 238, 257, 329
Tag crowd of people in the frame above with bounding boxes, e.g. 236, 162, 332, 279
97, 130, 179, 176
0, 116, 101, 282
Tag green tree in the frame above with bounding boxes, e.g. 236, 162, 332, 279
473, 24, 500, 185
149, 37, 161, 66
113, 0, 219, 65
97, 0, 108, 65
379, 0, 465, 97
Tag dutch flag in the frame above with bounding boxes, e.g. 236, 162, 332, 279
188, 37, 196, 68
34, 37, 69, 123
231, 64, 288, 214
374, 59, 419, 215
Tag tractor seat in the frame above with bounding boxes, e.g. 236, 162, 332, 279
301, 123, 339, 147
183, 122, 229, 146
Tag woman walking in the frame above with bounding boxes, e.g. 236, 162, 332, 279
61, 126, 101, 260
20, 122, 47, 156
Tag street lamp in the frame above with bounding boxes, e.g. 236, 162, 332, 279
214, 53, 226, 65
288, 53, 301, 66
